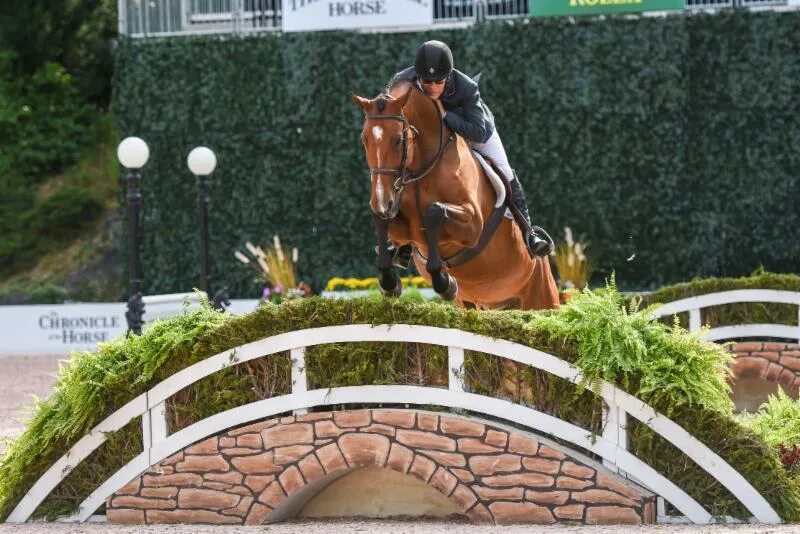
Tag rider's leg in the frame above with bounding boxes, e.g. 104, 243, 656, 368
471, 130, 552, 257
376, 239, 412, 270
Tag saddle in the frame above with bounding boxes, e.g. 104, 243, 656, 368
471, 150, 554, 252
470, 150, 514, 221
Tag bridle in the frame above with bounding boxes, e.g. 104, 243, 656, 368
365, 104, 455, 218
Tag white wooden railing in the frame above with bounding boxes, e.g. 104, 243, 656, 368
651, 289, 800, 343
5, 325, 782, 524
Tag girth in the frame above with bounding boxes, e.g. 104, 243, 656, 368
412, 202, 508, 269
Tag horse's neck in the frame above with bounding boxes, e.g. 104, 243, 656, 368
407, 96, 447, 166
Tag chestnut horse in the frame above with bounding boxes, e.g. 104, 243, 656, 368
352, 82, 558, 311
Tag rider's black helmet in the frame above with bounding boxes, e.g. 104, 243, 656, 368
415, 40, 454, 82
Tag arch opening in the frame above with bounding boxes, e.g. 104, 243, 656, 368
271, 466, 465, 521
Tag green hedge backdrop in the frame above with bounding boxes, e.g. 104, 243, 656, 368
112, 10, 800, 297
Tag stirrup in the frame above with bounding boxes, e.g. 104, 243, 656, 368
528, 226, 554, 258
393, 244, 412, 269
374, 243, 412, 270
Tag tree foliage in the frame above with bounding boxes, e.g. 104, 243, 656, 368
0, 0, 117, 105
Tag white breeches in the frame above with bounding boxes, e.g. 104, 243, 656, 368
471, 129, 515, 182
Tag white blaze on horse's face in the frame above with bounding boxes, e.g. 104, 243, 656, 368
371, 126, 383, 167
365, 123, 404, 218
374, 174, 385, 212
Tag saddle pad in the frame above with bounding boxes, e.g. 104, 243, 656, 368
471, 150, 514, 219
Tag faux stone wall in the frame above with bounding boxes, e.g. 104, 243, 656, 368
107, 409, 655, 525
729, 341, 800, 393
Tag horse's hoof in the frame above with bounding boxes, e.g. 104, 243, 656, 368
439, 274, 458, 301
380, 276, 402, 297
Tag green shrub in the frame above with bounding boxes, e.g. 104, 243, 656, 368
27, 280, 69, 304
27, 186, 104, 238
1, 290, 798, 521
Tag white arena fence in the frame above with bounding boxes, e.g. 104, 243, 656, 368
0, 293, 259, 356
3, 324, 782, 524
650, 289, 800, 344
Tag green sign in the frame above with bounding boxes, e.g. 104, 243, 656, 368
529, 0, 683, 16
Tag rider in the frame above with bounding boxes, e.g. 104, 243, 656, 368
385, 39, 553, 259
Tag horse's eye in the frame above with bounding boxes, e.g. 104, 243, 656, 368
394, 135, 403, 146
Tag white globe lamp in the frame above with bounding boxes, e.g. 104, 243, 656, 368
187, 146, 217, 176
117, 137, 150, 169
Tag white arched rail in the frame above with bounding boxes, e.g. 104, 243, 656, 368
651, 289, 800, 342
6, 325, 782, 524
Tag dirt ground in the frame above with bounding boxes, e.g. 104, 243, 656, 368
0, 354, 63, 455
1, 355, 798, 533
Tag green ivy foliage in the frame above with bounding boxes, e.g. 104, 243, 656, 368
1, 290, 798, 521
112, 11, 800, 297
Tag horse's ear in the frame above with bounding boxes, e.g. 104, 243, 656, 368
351, 94, 369, 112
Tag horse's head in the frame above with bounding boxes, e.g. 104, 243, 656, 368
351, 86, 420, 219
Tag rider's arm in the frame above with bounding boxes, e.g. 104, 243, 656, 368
443, 86, 488, 143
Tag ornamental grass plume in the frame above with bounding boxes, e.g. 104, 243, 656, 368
551, 226, 593, 290
529, 277, 734, 416
235, 235, 299, 292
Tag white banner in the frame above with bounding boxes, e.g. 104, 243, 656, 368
0, 296, 259, 356
282, 0, 433, 32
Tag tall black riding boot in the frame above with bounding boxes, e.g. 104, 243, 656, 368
375, 240, 413, 270
508, 176, 553, 257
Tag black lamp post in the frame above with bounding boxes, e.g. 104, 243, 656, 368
117, 137, 150, 335
187, 146, 229, 311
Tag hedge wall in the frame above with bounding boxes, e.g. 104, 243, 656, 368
112, 10, 800, 297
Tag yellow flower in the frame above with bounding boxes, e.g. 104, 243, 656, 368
325, 277, 346, 291
411, 276, 430, 288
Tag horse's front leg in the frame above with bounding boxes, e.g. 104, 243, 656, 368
422, 202, 459, 300
432, 202, 483, 249
374, 216, 402, 297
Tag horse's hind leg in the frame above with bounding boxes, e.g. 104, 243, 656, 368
374, 216, 402, 297
422, 203, 458, 300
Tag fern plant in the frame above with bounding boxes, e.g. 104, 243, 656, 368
741, 389, 800, 448
530, 278, 734, 416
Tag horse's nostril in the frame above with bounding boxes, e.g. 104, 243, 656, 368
387, 200, 394, 211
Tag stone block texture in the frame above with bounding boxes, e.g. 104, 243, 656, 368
729, 342, 800, 392
108, 409, 655, 525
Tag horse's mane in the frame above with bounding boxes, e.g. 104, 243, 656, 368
381, 80, 434, 118
387, 80, 414, 99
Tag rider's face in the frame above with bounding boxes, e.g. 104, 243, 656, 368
421, 78, 446, 100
